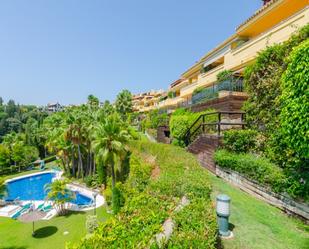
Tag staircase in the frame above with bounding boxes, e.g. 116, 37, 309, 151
181, 111, 245, 172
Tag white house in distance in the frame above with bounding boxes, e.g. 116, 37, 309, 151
46, 102, 62, 113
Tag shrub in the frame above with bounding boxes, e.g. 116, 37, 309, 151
217, 69, 233, 82
280, 39, 309, 160
169, 108, 216, 145
103, 187, 112, 206
223, 129, 258, 153
192, 86, 205, 96
84, 174, 99, 188
214, 149, 288, 195
86, 215, 98, 234
141, 110, 169, 131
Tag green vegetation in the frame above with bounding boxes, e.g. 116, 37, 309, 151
169, 108, 216, 145
0, 132, 39, 174
214, 149, 286, 193
71, 140, 217, 248
42, 94, 135, 184
115, 89, 133, 120
224, 24, 309, 202
222, 129, 258, 153
216, 69, 233, 82
45, 179, 75, 215
92, 113, 131, 212
141, 109, 169, 131
209, 173, 309, 249
0, 98, 48, 142
280, 39, 309, 160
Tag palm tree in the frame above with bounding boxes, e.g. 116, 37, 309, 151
64, 110, 87, 179
115, 90, 133, 120
92, 113, 131, 189
45, 179, 75, 215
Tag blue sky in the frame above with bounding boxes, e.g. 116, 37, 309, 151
0, 0, 261, 105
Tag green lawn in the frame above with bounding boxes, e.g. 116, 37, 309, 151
209, 173, 309, 249
0, 167, 111, 249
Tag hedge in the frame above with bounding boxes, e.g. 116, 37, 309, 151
214, 149, 309, 200
222, 129, 258, 153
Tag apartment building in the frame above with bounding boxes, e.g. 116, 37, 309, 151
155, 0, 309, 112
132, 90, 165, 112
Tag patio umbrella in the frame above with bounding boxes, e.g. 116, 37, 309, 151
18, 209, 46, 236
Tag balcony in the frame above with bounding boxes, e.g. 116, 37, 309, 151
158, 96, 184, 109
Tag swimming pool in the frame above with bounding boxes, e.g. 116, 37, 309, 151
5, 172, 93, 206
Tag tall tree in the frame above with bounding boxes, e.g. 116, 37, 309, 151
115, 90, 133, 120
92, 113, 131, 190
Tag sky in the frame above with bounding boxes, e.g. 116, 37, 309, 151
0, 0, 262, 106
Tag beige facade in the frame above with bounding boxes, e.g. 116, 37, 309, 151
148, 0, 308, 112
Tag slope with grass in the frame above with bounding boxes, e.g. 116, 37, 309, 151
210, 173, 309, 249
71, 139, 218, 248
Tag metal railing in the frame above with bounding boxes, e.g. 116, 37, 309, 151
181, 111, 246, 146
191, 78, 243, 105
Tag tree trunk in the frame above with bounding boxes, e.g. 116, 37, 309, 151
71, 147, 76, 177
111, 159, 115, 189
89, 152, 92, 176
77, 144, 84, 179
92, 155, 96, 174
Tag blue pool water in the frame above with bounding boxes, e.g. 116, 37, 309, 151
5, 172, 93, 205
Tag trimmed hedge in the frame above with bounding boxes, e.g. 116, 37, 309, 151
70, 140, 217, 248
214, 149, 309, 201
214, 149, 286, 193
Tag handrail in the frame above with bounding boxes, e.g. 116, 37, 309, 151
180, 111, 246, 146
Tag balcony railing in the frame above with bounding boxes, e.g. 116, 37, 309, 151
191, 78, 243, 105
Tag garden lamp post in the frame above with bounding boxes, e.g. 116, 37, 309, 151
216, 194, 231, 237
92, 192, 98, 215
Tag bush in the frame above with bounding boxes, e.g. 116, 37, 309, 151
223, 129, 258, 153
84, 174, 99, 188
169, 108, 216, 144
214, 149, 289, 195
86, 215, 98, 234
280, 39, 309, 160
141, 110, 169, 132
217, 69, 233, 82
103, 187, 112, 206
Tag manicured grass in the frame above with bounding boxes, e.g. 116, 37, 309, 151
0, 207, 110, 249
209, 173, 309, 249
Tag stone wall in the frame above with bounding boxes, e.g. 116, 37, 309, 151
156, 125, 171, 144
